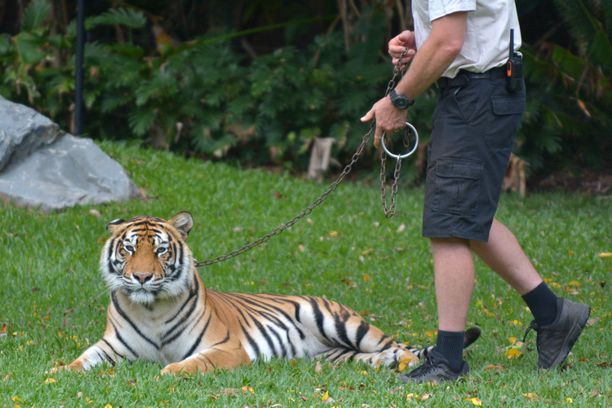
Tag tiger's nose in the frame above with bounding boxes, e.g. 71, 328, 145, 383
133, 271, 153, 284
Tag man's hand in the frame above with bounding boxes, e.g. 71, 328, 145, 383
388, 30, 416, 67
360, 96, 408, 149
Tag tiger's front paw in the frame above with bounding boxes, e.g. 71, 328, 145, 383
48, 360, 84, 374
47, 366, 65, 374
161, 362, 184, 375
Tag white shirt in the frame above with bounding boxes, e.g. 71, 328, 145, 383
412, 0, 522, 78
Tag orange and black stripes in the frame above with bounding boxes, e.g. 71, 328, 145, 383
61, 213, 479, 376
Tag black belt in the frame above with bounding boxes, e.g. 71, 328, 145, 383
437, 66, 507, 88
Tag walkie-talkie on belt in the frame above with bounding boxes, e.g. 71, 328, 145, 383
506, 29, 523, 92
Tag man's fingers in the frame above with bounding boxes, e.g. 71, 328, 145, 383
388, 45, 405, 57
374, 126, 383, 149
360, 109, 374, 123
389, 46, 416, 58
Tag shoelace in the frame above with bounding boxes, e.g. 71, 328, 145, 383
522, 320, 539, 344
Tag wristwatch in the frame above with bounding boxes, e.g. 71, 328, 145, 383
389, 89, 415, 110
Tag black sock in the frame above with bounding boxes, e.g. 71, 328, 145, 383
522, 281, 559, 325
435, 330, 464, 372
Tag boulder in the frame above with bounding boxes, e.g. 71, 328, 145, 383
0, 98, 140, 210
0, 96, 62, 171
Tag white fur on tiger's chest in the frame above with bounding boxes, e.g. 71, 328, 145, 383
110, 292, 203, 365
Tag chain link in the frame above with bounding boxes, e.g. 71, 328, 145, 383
195, 48, 410, 268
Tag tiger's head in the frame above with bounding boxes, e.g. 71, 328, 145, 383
100, 212, 195, 304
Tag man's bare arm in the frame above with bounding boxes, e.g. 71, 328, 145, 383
396, 12, 468, 100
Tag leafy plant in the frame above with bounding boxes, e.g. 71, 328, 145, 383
0, 0, 608, 180
518, 0, 611, 172
0, 0, 73, 123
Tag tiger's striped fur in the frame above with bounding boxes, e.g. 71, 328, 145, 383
61, 212, 479, 375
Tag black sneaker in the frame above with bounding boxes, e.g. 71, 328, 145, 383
523, 298, 590, 369
399, 349, 468, 384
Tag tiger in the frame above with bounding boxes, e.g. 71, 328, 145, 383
57, 212, 480, 375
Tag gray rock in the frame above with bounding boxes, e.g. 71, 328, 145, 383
0, 99, 140, 211
0, 96, 62, 172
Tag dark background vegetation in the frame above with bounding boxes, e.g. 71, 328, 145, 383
0, 0, 610, 189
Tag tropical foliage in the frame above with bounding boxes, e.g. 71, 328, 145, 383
517, 0, 611, 172
0, 0, 609, 178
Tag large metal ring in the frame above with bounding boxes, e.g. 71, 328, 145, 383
381, 121, 419, 160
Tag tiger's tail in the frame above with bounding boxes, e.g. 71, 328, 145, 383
322, 327, 481, 369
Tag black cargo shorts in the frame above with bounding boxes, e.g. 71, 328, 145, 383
422, 68, 526, 242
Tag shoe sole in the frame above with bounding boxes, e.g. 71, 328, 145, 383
540, 305, 590, 369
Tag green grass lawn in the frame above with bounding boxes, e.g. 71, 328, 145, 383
1, 141, 610, 407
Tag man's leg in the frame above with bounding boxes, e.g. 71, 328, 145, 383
470, 218, 590, 369
469, 218, 542, 295
470, 218, 558, 325
432, 237, 474, 332
431, 237, 474, 372
401, 237, 473, 382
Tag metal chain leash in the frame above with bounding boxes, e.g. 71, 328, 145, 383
380, 153, 403, 217
195, 125, 374, 267
195, 48, 411, 268
380, 48, 410, 218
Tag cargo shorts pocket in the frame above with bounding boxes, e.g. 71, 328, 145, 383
431, 159, 483, 217
486, 93, 525, 150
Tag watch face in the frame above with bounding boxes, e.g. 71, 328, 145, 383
391, 90, 411, 109
396, 98, 409, 109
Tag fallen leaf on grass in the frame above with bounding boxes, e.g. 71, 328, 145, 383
522, 392, 538, 400
465, 397, 483, 406
222, 388, 239, 397
241, 386, 255, 394
586, 317, 600, 326
505, 348, 523, 360
43, 378, 56, 384
484, 364, 504, 371
397, 356, 415, 372
598, 252, 612, 259
361, 248, 374, 257
341, 277, 357, 288
0, 323, 6, 338
406, 393, 432, 401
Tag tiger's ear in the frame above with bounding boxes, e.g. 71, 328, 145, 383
169, 212, 193, 238
106, 218, 125, 234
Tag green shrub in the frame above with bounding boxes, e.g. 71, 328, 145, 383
0, 1, 608, 178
